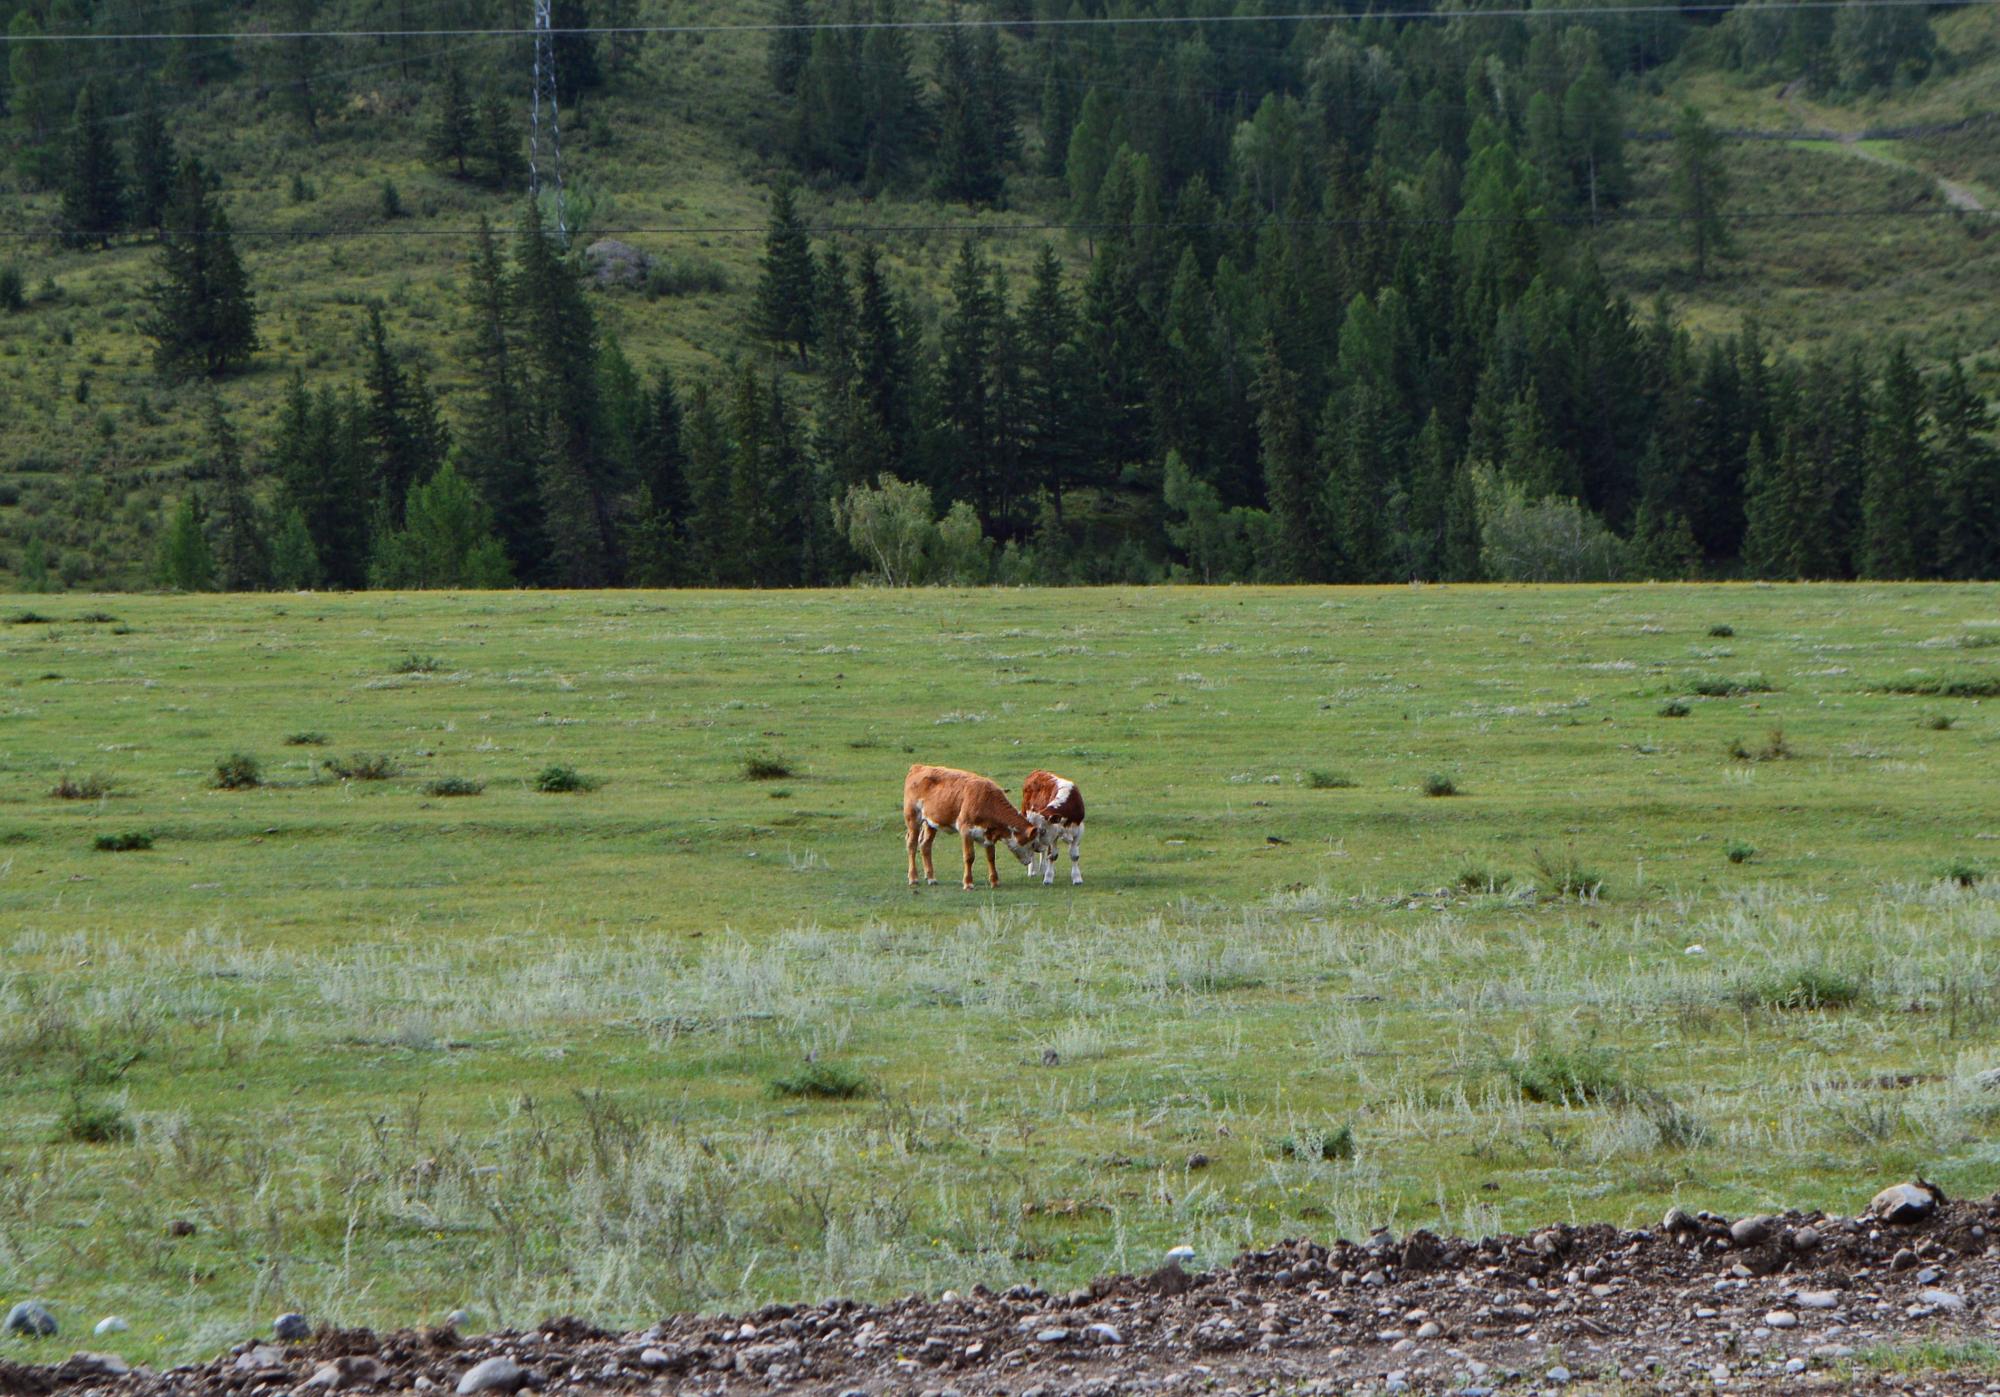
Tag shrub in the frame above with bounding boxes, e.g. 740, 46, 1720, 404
535, 764, 599, 793
743, 753, 795, 781
1725, 840, 1756, 864
1503, 1041, 1629, 1105
1923, 714, 1955, 731
57, 1091, 134, 1144
6, 609, 53, 624
93, 832, 153, 852
75, 611, 117, 624
1641, 1095, 1711, 1150
0, 263, 24, 312
1530, 847, 1603, 900
1728, 729, 1790, 762
380, 178, 406, 218
325, 753, 400, 781
1737, 965, 1865, 1011
1708, 624, 1735, 637
393, 653, 442, 674
1306, 770, 1356, 789
769, 1059, 869, 1099
423, 776, 485, 797
1871, 674, 2000, 698
284, 731, 330, 746
211, 754, 262, 789
50, 773, 112, 800
1422, 772, 1458, 797
646, 254, 730, 297
1939, 860, 1985, 889
1278, 1123, 1355, 1161
1658, 699, 1691, 718
1686, 673, 1774, 697
1456, 865, 1512, 893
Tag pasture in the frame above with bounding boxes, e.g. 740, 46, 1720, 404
2, 583, 1998, 1364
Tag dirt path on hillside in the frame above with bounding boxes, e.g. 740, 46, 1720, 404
7, 1187, 2000, 1394
1777, 77, 1988, 213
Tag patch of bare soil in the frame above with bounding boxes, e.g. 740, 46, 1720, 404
10, 1188, 2000, 1396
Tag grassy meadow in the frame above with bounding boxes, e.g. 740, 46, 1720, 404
2, 582, 1999, 1364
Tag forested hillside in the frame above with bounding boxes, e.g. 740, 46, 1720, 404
2, 0, 1998, 590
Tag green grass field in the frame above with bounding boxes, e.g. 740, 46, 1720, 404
3, 583, 1999, 1365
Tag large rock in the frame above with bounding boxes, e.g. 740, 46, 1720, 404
583, 240, 649, 289
4, 1301, 57, 1336
457, 1357, 530, 1395
274, 1311, 312, 1340
1870, 1180, 1943, 1224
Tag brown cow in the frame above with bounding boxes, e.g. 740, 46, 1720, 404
1021, 770, 1086, 886
903, 764, 1038, 890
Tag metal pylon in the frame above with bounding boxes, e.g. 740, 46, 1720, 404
529, 0, 568, 241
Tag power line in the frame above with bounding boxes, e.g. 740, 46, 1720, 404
4, 0, 1995, 43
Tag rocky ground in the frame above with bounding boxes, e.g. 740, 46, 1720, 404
6, 1184, 2000, 1396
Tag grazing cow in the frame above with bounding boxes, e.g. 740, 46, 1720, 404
903, 763, 1038, 890
1021, 769, 1086, 886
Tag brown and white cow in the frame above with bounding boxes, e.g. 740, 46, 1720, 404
903, 764, 1038, 890
1021, 769, 1086, 886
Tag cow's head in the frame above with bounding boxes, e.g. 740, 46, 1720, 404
1001, 819, 1038, 866
1026, 809, 1054, 850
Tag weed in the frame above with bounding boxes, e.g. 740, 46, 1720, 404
1708, 624, 1735, 637
1728, 729, 1790, 762
769, 1060, 870, 1100
1277, 1123, 1356, 1161
49, 773, 112, 800
1938, 860, 1986, 888
211, 754, 262, 790
1422, 772, 1458, 797
1530, 847, 1603, 900
743, 753, 796, 781
535, 764, 600, 793
284, 731, 331, 746
1871, 675, 2000, 698
1640, 1095, 1711, 1149
1922, 713, 1954, 731
393, 653, 442, 674
1306, 770, 1356, 789
75, 611, 117, 624
1658, 699, 1691, 717
57, 1091, 134, 1144
1686, 673, 1775, 697
92, 832, 153, 852
1725, 840, 1757, 864
422, 776, 485, 797
1503, 1041, 1630, 1106
325, 753, 401, 781
7, 609, 54, 624
1853, 1339, 2000, 1376
1456, 865, 1513, 893
1737, 964, 1866, 1010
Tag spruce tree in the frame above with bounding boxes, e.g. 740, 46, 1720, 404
143, 159, 258, 379
1671, 105, 1729, 281
860, 0, 924, 181
1928, 360, 1999, 580
1020, 245, 1081, 515
681, 380, 734, 583
1254, 333, 1321, 581
933, 21, 1000, 204
361, 307, 446, 520
1860, 342, 1925, 578
769, 0, 813, 97
155, 493, 216, 591
128, 85, 177, 232
58, 81, 126, 249
458, 218, 539, 574
203, 392, 270, 591
370, 463, 513, 589
938, 239, 998, 521
751, 183, 817, 366
269, 507, 322, 590
430, 59, 476, 177
476, 91, 525, 190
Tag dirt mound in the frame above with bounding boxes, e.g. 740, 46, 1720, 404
13, 1190, 1999, 1394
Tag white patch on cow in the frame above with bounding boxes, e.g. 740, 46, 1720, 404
1052, 778, 1075, 808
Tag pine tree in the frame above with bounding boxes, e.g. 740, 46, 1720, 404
476, 91, 525, 190
1254, 333, 1321, 581
1860, 342, 1925, 578
769, 0, 812, 97
1671, 105, 1729, 281
794, 23, 866, 177
682, 380, 734, 583
1928, 359, 1999, 580
361, 307, 446, 520
751, 183, 817, 366
155, 493, 216, 591
9, 12, 61, 151
854, 245, 913, 473
269, 507, 322, 590
1019, 245, 1082, 515
143, 159, 258, 379
370, 462, 514, 589
271, 375, 372, 588
58, 81, 126, 249
1739, 432, 1789, 578
973, 27, 1021, 170
456, 218, 538, 575
202, 391, 270, 591
933, 21, 1001, 204
128, 85, 177, 232
859, 0, 924, 182
430, 59, 476, 177
938, 239, 999, 521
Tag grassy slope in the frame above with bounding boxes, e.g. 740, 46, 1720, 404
3, 8, 2000, 585
1, 583, 1998, 1362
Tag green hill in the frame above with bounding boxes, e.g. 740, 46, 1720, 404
2, 0, 1998, 589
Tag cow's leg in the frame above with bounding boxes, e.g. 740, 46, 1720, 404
986, 841, 1000, 888
905, 809, 921, 886
1041, 830, 1057, 885
1068, 822, 1084, 885
960, 833, 976, 891
918, 824, 938, 885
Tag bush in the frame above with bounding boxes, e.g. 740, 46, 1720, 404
380, 178, 406, 218
1923, 714, 1955, 731
1456, 865, 1512, 893
1658, 699, 1691, 718
1306, 770, 1356, 789
1725, 840, 1756, 864
1470, 467, 1627, 581
57, 1091, 134, 1144
325, 753, 400, 781
423, 776, 485, 797
1531, 846, 1603, 899
1277, 1123, 1355, 1161
646, 254, 730, 297
211, 754, 262, 789
393, 653, 442, 674
1939, 860, 1985, 888
1708, 624, 1735, 637
76, 611, 117, 624
1728, 729, 1790, 762
1687, 673, 1775, 697
50, 773, 112, 800
0, 264, 24, 312
535, 764, 599, 793
1422, 772, 1458, 797
93, 832, 154, 852
743, 753, 795, 781
1504, 1041, 1630, 1105
6, 609, 53, 624
1871, 674, 2000, 698
769, 1059, 869, 1099
284, 731, 330, 746
1737, 965, 1865, 1010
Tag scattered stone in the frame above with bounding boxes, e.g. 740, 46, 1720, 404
1918, 1289, 1967, 1312
1791, 1225, 1822, 1252
235, 1345, 286, 1370
4, 1301, 58, 1337
1729, 1216, 1771, 1247
456, 1356, 530, 1394
1870, 1180, 1943, 1224
1766, 1310, 1798, 1329
1547, 1364, 1572, 1384
166, 1218, 197, 1237
93, 1316, 129, 1336
1035, 1328, 1070, 1344
305, 1356, 389, 1390
1165, 1245, 1197, 1266
1786, 1358, 1808, 1375
1416, 1321, 1442, 1339
60, 1352, 129, 1378
445, 1310, 473, 1329
1891, 1248, 1919, 1271
273, 1312, 311, 1340
1915, 1265, 1943, 1284
1086, 1323, 1124, 1345
1794, 1290, 1839, 1310
1661, 1208, 1698, 1236
638, 1348, 673, 1370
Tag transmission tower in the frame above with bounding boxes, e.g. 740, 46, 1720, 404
529, 0, 568, 242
